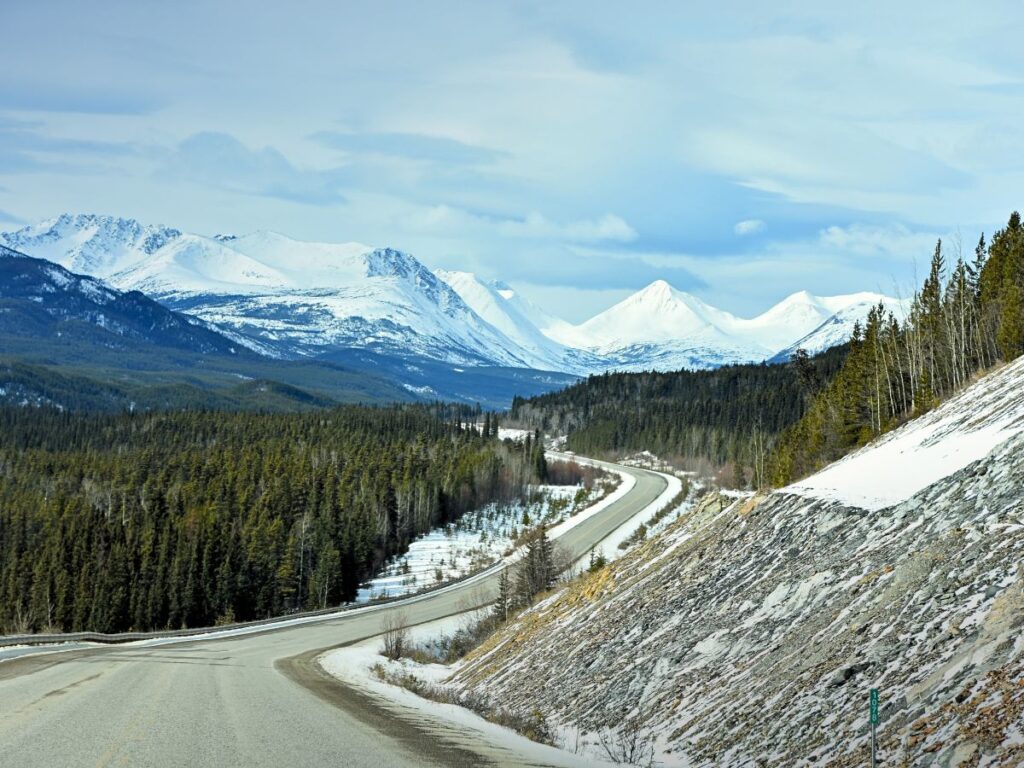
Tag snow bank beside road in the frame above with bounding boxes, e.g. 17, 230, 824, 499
319, 615, 603, 767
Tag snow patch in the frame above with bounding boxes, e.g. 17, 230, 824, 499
788, 356, 1024, 510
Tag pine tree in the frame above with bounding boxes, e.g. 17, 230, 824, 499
493, 568, 513, 623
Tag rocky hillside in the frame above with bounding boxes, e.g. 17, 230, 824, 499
0, 246, 252, 357
450, 356, 1024, 766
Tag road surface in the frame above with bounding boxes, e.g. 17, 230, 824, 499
0, 460, 667, 767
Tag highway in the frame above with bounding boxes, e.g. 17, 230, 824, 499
0, 459, 667, 768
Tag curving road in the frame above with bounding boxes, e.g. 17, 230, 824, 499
0, 459, 667, 768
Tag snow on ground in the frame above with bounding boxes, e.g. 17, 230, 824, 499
787, 355, 1024, 510
582, 470, 685, 560
497, 426, 533, 442
617, 449, 674, 471
319, 614, 606, 767
357, 484, 593, 602
464, 423, 535, 443
318, 457, 687, 765
322, 462, 690, 764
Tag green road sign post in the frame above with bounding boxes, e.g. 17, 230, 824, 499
869, 688, 879, 768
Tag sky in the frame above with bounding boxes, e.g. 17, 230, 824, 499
1, 2, 1022, 321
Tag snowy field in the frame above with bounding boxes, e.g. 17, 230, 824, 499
356, 482, 611, 602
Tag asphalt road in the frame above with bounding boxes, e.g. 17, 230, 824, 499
0, 460, 667, 768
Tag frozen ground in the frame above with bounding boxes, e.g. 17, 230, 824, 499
356, 481, 616, 602
319, 614, 607, 767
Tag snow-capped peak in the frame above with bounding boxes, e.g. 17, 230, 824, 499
1, 215, 541, 368
434, 269, 586, 371
539, 280, 906, 371
549, 279, 745, 353
2, 213, 182, 277
2, 213, 907, 376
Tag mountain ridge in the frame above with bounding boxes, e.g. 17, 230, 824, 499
3, 213, 906, 377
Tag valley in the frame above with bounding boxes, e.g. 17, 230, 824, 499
4, 6, 1024, 767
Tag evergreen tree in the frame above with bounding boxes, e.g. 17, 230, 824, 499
771, 211, 1024, 484
0, 403, 549, 633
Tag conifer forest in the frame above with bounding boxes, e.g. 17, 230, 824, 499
0, 404, 547, 633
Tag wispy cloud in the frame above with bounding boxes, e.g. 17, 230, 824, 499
159, 132, 347, 205
497, 212, 637, 243
490, 246, 706, 291
311, 131, 505, 166
0, 117, 141, 174
0, 82, 160, 115
0, 208, 25, 225
734, 219, 766, 236
401, 203, 638, 251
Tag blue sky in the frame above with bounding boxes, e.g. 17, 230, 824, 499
1, 1, 1022, 320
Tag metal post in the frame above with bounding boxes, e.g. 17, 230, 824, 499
869, 688, 879, 768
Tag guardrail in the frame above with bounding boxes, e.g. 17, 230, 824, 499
0, 558, 507, 650
1, 452, 643, 651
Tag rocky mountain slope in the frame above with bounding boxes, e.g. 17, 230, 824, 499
0, 245, 249, 357
3, 214, 903, 377
2, 215, 539, 368
450, 356, 1024, 766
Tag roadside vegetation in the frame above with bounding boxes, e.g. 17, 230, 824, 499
0, 404, 551, 634
371, 480, 696, 760
372, 525, 571, 746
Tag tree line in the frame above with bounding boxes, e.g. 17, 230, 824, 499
0, 403, 548, 634
771, 211, 1024, 483
508, 347, 847, 485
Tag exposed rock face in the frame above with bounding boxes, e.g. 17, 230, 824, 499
452, 402, 1024, 765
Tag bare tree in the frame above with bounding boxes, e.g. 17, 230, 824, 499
380, 611, 410, 661
597, 717, 655, 767
10, 604, 32, 635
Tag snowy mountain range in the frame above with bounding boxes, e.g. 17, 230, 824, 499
1, 214, 907, 378
436, 272, 906, 373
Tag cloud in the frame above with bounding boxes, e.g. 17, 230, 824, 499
818, 222, 942, 261
311, 131, 505, 166
690, 126, 969, 200
0, 117, 141, 174
0, 208, 26, 226
402, 203, 637, 247
0, 82, 159, 115
498, 212, 637, 243
734, 219, 765, 236
492, 246, 706, 291
160, 132, 347, 205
